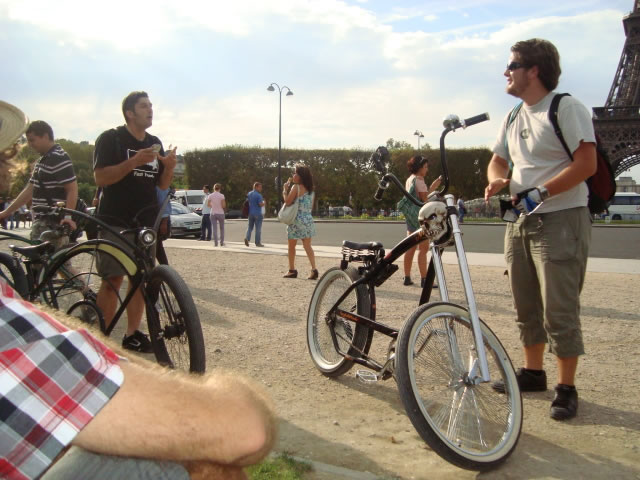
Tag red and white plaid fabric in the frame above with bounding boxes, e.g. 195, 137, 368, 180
0, 278, 123, 480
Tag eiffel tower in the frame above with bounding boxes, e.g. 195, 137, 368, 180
593, 0, 640, 177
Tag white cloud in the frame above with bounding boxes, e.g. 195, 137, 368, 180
1, 0, 634, 184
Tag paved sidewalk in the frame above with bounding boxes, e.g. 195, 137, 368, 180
164, 238, 640, 275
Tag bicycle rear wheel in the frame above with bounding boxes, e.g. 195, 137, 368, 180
395, 302, 522, 470
0, 252, 29, 298
39, 244, 129, 328
306, 266, 371, 377
146, 265, 206, 374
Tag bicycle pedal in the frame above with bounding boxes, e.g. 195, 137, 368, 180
355, 370, 379, 384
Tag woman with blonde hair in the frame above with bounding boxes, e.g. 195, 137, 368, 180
282, 163, 318, 279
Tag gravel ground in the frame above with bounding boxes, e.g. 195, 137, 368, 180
2, 230, 637, 480
163, 244, 639, 480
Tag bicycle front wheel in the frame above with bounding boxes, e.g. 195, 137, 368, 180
146, 265, 206, 374
306, 266, 371, 377
395, 302, 522, 470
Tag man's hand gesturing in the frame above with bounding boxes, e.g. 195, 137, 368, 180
159, 144, 177, 171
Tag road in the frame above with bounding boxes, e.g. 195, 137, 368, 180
215, 219, 640, 259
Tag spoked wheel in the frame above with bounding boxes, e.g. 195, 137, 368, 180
306, 266, 371, 377
38, 248, 111, 328
146, 265, 206, 374
395, 302, 522, 470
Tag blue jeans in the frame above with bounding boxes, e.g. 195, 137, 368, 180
245, 214, 263, 245
200, 214, 212, 240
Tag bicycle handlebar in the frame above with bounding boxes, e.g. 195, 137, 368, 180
372, 112, 490, 207
32, 205, 148, 258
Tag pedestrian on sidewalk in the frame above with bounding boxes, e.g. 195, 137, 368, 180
399, 155, 441, 287
282, 164, 318, 279
199, 184, 212, 241
484, 38, 596, 421
208, 183, 226, 246
245, 182, 265, 247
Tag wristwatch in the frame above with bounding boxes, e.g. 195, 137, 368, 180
536, 185, 550, 201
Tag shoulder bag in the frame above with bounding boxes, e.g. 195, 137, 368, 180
278, 185, 299, 225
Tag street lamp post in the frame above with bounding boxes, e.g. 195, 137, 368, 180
267, 83, 294, 211
413, 129, 424, 150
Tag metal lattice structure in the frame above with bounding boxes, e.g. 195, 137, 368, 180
593, 1, 640, 177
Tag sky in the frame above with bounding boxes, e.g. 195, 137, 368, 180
2, 0, 640, 182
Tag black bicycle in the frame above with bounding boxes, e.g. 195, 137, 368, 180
306, 113, 522, 470
0, 201, 206, 374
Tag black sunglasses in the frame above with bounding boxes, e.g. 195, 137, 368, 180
506, 61, 526, 71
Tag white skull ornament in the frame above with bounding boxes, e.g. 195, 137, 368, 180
418, 201, 448, 241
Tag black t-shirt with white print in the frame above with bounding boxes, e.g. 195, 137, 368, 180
93, 126, 165, 228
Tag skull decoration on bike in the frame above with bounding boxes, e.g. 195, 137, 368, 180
418, 201, 448, 241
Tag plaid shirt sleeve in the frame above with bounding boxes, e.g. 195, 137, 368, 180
0, 278, 123, 480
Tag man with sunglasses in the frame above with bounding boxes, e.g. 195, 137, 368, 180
484, 39, 597, 420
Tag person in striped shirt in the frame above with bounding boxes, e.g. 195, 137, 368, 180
0, 120, 78, 249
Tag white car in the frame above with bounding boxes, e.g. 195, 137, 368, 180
169, 201, 202, 238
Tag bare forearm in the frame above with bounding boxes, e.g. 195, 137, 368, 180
157, 167, 175, 190
64, 181, 78, 210
484, 155, 511, 201
94, 160, 136, 187
541, 142, 597, 196
1, 184, 33, 217
487, 155, 509, 184
73, 363, 276, 466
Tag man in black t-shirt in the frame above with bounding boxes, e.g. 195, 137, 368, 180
0, 120, 78, 248
93, 91, 176, 352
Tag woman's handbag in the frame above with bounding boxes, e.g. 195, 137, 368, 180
278, 185, 299, 225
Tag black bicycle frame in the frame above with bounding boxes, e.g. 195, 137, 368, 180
324, 121, 471, 372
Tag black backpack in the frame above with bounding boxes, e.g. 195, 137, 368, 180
505, 94, 616, 215
549, 93, 616, 215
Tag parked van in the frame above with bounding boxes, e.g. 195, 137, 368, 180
607, 192, 640, 220
174, 189, 206, 215
328, 206, 353, 217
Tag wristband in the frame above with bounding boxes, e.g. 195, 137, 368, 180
536, 185, 550, 201
64, 215, 72, 220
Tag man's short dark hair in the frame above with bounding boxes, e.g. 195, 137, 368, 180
25, 120, 54, 140
203, 185, 210, 191
511, 38, 561, 91
122, 91, 149, 120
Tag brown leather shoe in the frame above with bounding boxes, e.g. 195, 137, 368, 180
283, 270, 298, 278
308, 269, 319, 280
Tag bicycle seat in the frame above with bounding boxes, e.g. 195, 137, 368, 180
11, 242, 55, 260
342, 240, 384, 251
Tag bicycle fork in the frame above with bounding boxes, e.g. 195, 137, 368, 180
428, 194, 491, 383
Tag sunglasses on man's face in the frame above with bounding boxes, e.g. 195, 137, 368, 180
506, 61, 526, 72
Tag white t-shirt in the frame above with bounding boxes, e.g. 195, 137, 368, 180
492, 91, 595, 213
201, 193, 212, 215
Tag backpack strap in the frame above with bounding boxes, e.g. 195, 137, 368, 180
503, 101, 523, 171
548, 93, 573, 160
